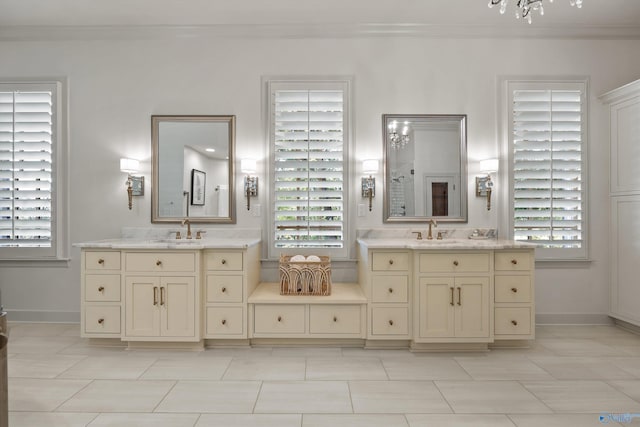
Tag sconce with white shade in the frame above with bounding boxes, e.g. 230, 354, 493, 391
361, 159, 379, 212
476, 158, 498, 211
241, 158, 258, 211
120, 158, 144, 210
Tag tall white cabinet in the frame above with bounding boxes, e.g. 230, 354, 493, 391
601, 79, 640, 328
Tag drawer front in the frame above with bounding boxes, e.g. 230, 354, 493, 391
495, 252, 532, 271
207, 306, 244, 335
254, 304, 305, 334
84, 305, 121, 334
125, 252, 196, 272
206, 252, 243, 271
495, 307, 532, 336
85, 274, 121, 302
419, 253, 490, 273
207, 275, 243, 303
371, 307, 409, 336
495, 276, 531, 303
309, 305, 362, 335
85, 251, 121, 271
372, 275, 408, 303
372, 252, 410, 271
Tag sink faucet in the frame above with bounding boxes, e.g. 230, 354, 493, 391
182, 218, 192, 239
427, 219, 438, 240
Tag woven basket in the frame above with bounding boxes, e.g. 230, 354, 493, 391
279, 255, 331, 296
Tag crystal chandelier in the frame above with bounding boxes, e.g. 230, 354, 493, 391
489, 0, 583, 24
388, 121, 410, 149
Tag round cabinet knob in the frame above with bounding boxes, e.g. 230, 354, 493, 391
98, 318, 104, 325
388, 288, 394, 293
277, 316, 282, 322
333, 316, 338, 322
388, 320, 394, 326
221, 319, 227, 325
511, 259, 518, 265
221, 287, 227, 293
389, 259, 394, 265
511, 320, 518, 326
98, 286, 105, 293
97, 259, 104, 265
156, 260, 162, 266
453, 260, 459, 266
511, 287, 518, 293
221, 259, 227, 265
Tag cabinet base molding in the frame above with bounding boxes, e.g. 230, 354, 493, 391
364, 339, 411, 349
612, 318, 640, 335
490, 339, 533, 349
249, 338, 365, 348
410, 342, 489, 352
126, 340, 204, 351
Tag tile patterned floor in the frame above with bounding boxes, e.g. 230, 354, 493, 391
6, 323, 640, 426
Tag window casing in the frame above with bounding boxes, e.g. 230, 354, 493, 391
267, 79, 350, 259
505, 79, 588, 260
0, 81, 67, 261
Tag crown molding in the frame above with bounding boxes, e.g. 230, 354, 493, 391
1, 23, 639, 41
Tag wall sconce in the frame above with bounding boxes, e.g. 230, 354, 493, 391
476, 158, 498, 211
361, 159, 378, 212
241, 158, 258, 211
120, 158, 144, 210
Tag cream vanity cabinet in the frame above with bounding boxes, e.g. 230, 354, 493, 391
81, 250, 122, 337
415, 252, 491, 342
123, 251, 200, 341
494, 250, 535, 339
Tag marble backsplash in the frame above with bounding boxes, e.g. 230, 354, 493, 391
356, 228, 498, 240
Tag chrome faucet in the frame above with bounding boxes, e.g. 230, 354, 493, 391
427, 219, 438, 240
181, 218, 192, 239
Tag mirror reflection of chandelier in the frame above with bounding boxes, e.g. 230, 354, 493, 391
388, 121, 410, 149
488, 0, 583, 24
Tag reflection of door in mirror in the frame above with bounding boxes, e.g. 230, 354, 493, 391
424, 176, 459, 217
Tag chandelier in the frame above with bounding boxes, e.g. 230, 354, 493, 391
388, 121, 410, 149
489, 0, 583, 24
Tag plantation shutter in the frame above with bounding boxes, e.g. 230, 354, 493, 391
510, 83, 585, 257
0, 86, 54, 248
271, 83, 345, 250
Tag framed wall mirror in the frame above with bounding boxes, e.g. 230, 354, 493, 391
151, 115, 236, 223
383, 114, 468, 223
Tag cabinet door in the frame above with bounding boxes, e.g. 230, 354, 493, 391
418, 277, 455, 338
454, 277, 490, 338
160, 277, 196, 338
125, 276, 160, 337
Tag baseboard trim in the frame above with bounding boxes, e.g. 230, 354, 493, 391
5, 309, 80, 323
612, 318, 640, 335
536, 313, 613, 325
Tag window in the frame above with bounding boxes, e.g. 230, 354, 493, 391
505, 80, 587, 260
0, 81, 67, 261
267, 79, 350, 258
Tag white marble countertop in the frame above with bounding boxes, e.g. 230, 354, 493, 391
74, 237, 261, 250
357, 238, 536, 250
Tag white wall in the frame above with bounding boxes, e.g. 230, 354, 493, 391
0, 35, 638, 322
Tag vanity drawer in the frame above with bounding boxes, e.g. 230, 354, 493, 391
207, 306, 244, 335
85, 251, 121, 271
495, 307, 531, 336
495, 276, 531, 303
372, 275, 408, 303
419, 253, 490, 273
125, 252, 196, 272
371, 307, 409, 336
309, 305, 362, 335
372, 252, 410, 271
206, 252, 243, 271
207, 275, 243, 303
495, 251, 532, 271
253, 305, 305, 334
84, 305, 121, 334
85, 274, 121, 302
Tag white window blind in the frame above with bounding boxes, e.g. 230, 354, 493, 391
270, 82, 347, 252
0, 85, 55, 251
509, 81, 586, 259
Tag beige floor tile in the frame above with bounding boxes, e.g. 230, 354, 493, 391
406, 414, 516, 427
528, 356, 633, 380
8, 322, 78, 337
521, 380, 640, 413
8, 378, 91, 411
9, 411, 98, 427
537, 339, 624, 357
9, 353, 86, 378
8, 336, 83, 354
609, 380, 640, 402
508, 413, 627, 427
58, 356, 158, 379
58, 379, 175, 412
141, 356, 232, 380
303, 414, 409, 427
88, 413, 200, 426
57, 343, 128, 357
272, 347, 342, 358
156, 380, 261, 413
350, 380, 452, 414
200, 347, 274, 358
306, 357, 388, 380
435, 381, 551, 414
223, 357, 306, 380
341, 348, 416, 359
196, 414, 302, 427
455, 356, 554, 380
609, 358, 640, 378
255, 381, 352, 413
382, 357, 471, 380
